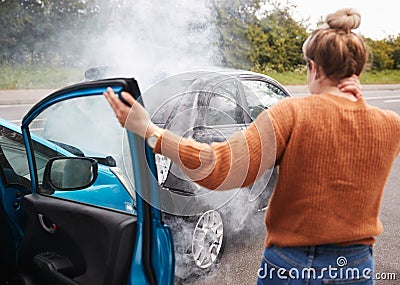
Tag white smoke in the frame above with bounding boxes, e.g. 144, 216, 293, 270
40, 1, 275, 283
82, 0, 218, 89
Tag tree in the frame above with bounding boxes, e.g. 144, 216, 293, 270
389, 34, 400, 69
211, 0, 264, 69
211, 0, 308, 72
365, 37, 394, 71
247, 4, 308, 72
0, 0, 98, 65
0, 0, 46, 64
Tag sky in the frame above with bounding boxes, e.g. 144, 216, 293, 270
287, 0, 400, 40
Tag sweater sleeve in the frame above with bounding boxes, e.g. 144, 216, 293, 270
266, 98, 296, 162
153, 98, 295, 190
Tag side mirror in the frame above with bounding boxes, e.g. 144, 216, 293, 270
42, 157, 98, 193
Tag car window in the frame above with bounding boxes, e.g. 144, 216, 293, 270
242, 80, 287, 120
0, 126, 30, 182
28, 96, 136, 214
32, 139, 64, 184
206, 80, 244, 126
0, 125, 66, 190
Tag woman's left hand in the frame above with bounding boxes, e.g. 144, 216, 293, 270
338, 75, 363, 99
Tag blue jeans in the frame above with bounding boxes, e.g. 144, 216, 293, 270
257, 244, 374, 285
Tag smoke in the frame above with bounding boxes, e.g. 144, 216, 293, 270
32, 1, 277, 283
80, 0, 219, 89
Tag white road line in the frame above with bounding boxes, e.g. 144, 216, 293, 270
384, 99, 400, 103
0, 104, 33, 108
9, 118, 46, 123
365, 95, 400, 100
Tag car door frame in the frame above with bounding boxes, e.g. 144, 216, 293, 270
20, 78, 174, 285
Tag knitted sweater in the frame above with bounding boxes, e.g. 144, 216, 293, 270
154, 93, 400, 247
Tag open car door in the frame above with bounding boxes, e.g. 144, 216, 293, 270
14, 78, 174, 284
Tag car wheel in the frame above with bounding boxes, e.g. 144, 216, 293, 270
192, 210, 224, 269
165, 210, 225, 283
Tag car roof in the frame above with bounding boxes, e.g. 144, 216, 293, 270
83, 66, 291, 96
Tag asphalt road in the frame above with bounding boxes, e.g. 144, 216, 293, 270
0, 86, 399, 284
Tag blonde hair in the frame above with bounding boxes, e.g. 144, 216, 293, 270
303, 8, 368, 82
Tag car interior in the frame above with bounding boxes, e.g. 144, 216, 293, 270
0, 130, 138, 284
0, 78, 170, 285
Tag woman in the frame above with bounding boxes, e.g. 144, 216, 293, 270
104, 8, 400, 284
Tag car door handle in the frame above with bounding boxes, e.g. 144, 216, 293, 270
38, 214, 57, 234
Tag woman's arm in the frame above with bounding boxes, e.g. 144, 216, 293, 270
103, 75, 361, 191
104, 88, 277, 190
153, 110, 277, 190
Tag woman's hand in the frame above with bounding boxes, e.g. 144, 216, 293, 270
103, 87, 160, 138
338, 75, 363, 99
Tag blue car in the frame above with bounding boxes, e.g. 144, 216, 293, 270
0, 118, 136, 213
0, 78, 174, 284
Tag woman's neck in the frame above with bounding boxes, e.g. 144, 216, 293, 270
322, 88, 358, 102
313, 79, 358, 102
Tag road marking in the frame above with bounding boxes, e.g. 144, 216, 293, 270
30, 128, 44, 132
9, 118, 46, 123
0, 104, 33, 108
384, 99, 400, 103
365, 95, 400, 100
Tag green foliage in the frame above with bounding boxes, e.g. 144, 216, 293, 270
212, 0, 308, 71
211, 0, 263, 69
0, 0, 99, 66
212, 0, 399, 73
365, 38, 394, 71
362, 34, 400, 71
0, 0, 399, 80
2, 64, 398, 89
247, 6, 308, 72
389, 34, 400, 69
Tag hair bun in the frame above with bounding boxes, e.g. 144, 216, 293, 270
326, 8, 361, 32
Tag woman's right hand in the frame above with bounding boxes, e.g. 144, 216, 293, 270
103, 87, 160, 138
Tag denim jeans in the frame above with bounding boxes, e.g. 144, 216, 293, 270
257, 244, 374, 285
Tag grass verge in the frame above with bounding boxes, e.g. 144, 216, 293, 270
0, 65, 82, 89
265, 69, 400, 86
1, 65, 399, 89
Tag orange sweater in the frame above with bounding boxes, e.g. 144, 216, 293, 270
154, 93, 400, 247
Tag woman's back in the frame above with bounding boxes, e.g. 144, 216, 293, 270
265, 93, 400, 247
